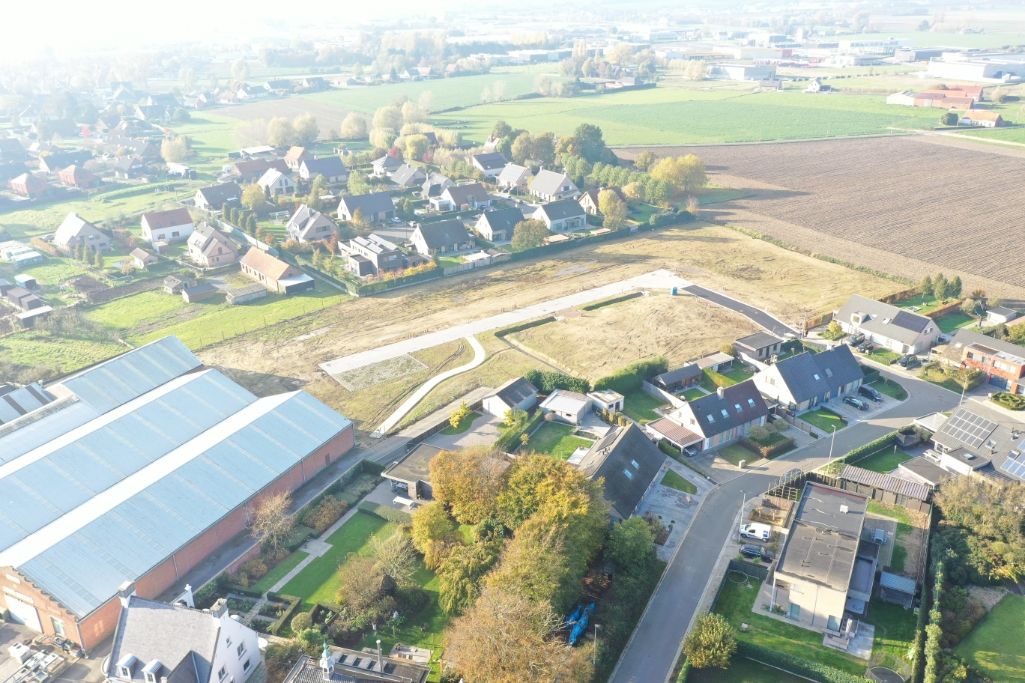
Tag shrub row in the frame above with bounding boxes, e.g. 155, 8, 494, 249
524, 368, 590, 394
593, 357, 668, 395
581, 291, 644, 311
300, 495, 348, 535
268, 594, 304, 636
826, 431, 899, 470
496, 410, 544, 452
740, 435, 796, 459
993, 391, 1025, 410
495, 316, 556, 338
358, 501, 412, 523
736, 642, 868, 683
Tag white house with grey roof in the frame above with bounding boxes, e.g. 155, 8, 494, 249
286, 204, 337, 243
430, 182, 493, 212
411, 220, 474, 257
753, 346, 863, 414
470, 152, 508, 179
539, 390, 593, 425
529, 169, 578, 202
107, 595, 262, 683
256, 168, 295, 196
483, 377, 539, 417
390, 163, 426, 188
927, 399, 1025, 481
496, 162, 531, 190
474, 206, 523, 242
575, 424, 666, 519
531, 199, 586, 233
835, 295, 940, 354
658, 380, 769, 451
338, 191, 396, 223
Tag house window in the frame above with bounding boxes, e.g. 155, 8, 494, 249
734, 403, 742, 414
226, 637, 232, 647
813, 373, 821, 381
243, 660, 251, 672
720, 409, 729, 418
119, 667, 132, 678
747, 399, 756, 407
145, 672, 157, 683
50, 617, 65, 637
630, 459, 640, 469
623, 469, 634, 480
237, 642, 246, 658
218, 667, 228, 681
706, 414, 715, 424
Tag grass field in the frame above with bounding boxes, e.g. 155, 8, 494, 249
0, 331, 125, 375
802, 407, 846, 433
433, 86, 946, 146
713, 572, 865, 675
855, 446, 914, 474
622, 390, 666, 423
686, 657, 808, 683
955, 594, 1025, 682
661, 469, 697, 494
523, 422, 593, 460
959, 126, 1025, 145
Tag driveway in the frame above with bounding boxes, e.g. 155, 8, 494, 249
609, 368, 959, 683
681, 284, 798, 337
425, 411, 504, 450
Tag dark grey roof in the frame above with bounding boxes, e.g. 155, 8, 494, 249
478, 207, 523, 233
530, 169, 575, 196
391, 164, 426, 187
932, 402, 1025, 479
948, 329, 1025, 363
339, 191, 395, 216
655, 364, 701, 387
415, 219, 470, 249
537, 198, 585, 221
891, 310, 931, 333
777, 483, 866, 591
688, 380, 768, 438
107, 596, 218, 682
491, 377, 538, 407
577, 424, 665, 518
835, 295, 933, 346
839, 465, 931, 501
771, 346, 863, 403
444, 182, 490, 206
301, 156, 347, 177
383, 444, 444, 486
471, 152, 507, 171
285, 649, 430, 683
897, 457, 952, 486
735, 331, 783, 352
195, 182, 241, 208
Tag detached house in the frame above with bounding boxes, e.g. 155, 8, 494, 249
576, 424, 666, 520
734, 332, 785, 364
532, 199, 586, 233
239, 248, 314, 294
483, 377, 539, 417
141, 208, 194, 245
835, 295, 940, 354
653, 381, 768, 452
496, 163, 531, 191
187, 223, 240, 268
474, 207, 523, 242
530, 169, 578, 202
286, 205, 337, 243
58, 164, 99, 189
337, 191, 395, 223
411, 220, 474, 257
470, 152, 508, 179
371, 154, 403, 177
54, 212, 111, 252
345, 234, 407, 277
283, 146, 310, 171
257, 168, 295, 197
390, 163, 427, 188
578, 189, 602, 215
753, 346, 864, 414
431, 183, 493, 212
8, 172, 50, 198
194, 182, 242, 211
421, 172, 453, 199
298, 156, 347, 185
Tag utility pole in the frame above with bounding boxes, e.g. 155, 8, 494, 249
593, 624, 601, 668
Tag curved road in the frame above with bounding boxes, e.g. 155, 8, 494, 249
682, 284, 798, 337
609, 368, 959, 683
372, 335, 486, 437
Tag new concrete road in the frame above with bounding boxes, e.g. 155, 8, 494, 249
609, 368, 960, 683
681, 284, 799, 337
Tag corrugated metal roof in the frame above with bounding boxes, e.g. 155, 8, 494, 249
16, 391, 351, 618
839, 465, 931, 501
0, 370, 255, 554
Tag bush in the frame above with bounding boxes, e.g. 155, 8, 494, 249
524, 368, 590, 394
302, 496, 348, 534
993, 392, 1025, 410
269, 595, 304, 635
683, 613, 736, 670
593, 357, 668, 394
291, 611, 313, 632
284, 525, 315, 551
740, 435, 795, 459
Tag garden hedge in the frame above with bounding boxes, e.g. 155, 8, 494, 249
993, 392, 1025, 410
268, 595, 304, 636
525, 368, 590, 394
736, 642, 869, 683
593, 357, 668, 394
358, 501, 412, 523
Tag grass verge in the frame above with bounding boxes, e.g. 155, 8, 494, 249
802, 407, 846, 433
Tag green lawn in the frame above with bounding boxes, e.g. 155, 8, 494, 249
712, 573, 865, 675
935, 311, 978, 333
252, 550, 309, 595
681, 386, 707, 401
918, 365, 963, 393
686, 656, 809, 683
433, 85, 948, 146
622, 390, 667, 423
893, 293, 954, 315
703, 363, 755, 389
523, 421, 594, 460
802, 407, 846, 434
890, 545, 908, 573
867, 501, 914, 537
84, 290, 189, 329
279, 511, 391, 607
627, 201, 661, 223
871, 378, 908, 400
853, 446, 913, 474
716, 444, 755, 466
0, 331, 124, 375
440, 411, 481, 435
867, 347, 901, 365
956, 594, 1025, 682
864, 599, 917, 676
661, 469, 697, 494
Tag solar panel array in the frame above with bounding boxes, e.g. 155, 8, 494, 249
939, 409, 997, 449
999, 449, 1025, 480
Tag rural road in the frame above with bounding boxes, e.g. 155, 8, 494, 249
320, 269, 693, 377
682, 284, 799, 337
609, 368, 960, 683
372, 336, 486, 437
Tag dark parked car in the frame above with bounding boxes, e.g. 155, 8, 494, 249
843, 396, 869, 411
905, 356, 921, 369
859, 385, 882, 402
848, 333, 865, 346
740, 544, 773, 562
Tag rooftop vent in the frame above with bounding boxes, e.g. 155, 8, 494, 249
839, 504, 849, 514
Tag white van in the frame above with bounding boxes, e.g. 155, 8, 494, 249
739, 522, 771, 541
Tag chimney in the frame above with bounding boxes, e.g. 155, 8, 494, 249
183, 584, 195, 608
716, 386, 725, 399
117, 581, 136, 608
209, 598, 228, 619
376, 639, 383, 670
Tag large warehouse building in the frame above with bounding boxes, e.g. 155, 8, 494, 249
0, 337, 355, 650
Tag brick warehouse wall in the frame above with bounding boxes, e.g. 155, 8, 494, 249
1, 424, 354, 651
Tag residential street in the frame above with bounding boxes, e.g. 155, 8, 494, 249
609, 368, 959, 683
681, 283, 799, 337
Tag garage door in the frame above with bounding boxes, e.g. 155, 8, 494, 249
5, 595, 42, 632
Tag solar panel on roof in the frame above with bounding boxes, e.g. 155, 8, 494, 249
940, 409, 998, 449
999, 452, 1025, 480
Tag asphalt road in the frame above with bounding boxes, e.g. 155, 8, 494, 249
608, 368, 959, 683
682, 284, 799, 337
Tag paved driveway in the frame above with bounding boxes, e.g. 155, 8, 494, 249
681, 284, 798, 337
609, 368, 958, 683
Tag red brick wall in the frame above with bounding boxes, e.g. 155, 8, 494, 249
0, 568, 80, 645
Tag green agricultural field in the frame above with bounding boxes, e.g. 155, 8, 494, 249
432, 86, 947, 145
958, 127, 1025, 145
956, 594, 1025, 682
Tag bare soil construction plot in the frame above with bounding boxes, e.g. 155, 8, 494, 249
619, 136, 1025, 297
510, 293, 757, 381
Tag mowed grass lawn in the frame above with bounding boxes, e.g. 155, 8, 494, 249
280, 511, 391, 607
661, 469, 697, 494
622, 390, 666, 423
713, 573, 865, 675
956, 594, 1025, 682
865, 599, 917, 675
251, 550, 308, 595
802, 407, 846, 433
686, 656, 808, 683
854, 446, 914, 474
935, 311, 978, 333
524, 421, 593, 460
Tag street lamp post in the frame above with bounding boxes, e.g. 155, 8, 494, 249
593, 624, 601, 667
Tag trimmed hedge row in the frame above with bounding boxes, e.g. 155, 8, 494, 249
359, 501, 412, 523
993, 392, 1025, 410
581, 291, 644, 311
593, 357, 668, 395
495, 316, 556, 338
740, 435, 796, 459
525, 368, 591, 394
268, 594, 304, 636
822, 431, 899, 472
736, 642, 868, 683
496, 410, 544, 453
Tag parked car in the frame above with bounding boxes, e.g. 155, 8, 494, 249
905, 356, 921, 369
740, 544, 773, 562
859, 385, 882, 402
739, 522, 771, 541
848, 333, 865, 346
843, 396, 869, 411
857, 343, 874, 353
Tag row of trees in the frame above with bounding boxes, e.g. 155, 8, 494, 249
267, 113, 320, 148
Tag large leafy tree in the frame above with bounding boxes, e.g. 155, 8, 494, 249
510, 219, 549, 252
429, 447, 508, 524
684, 613, 737, 669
